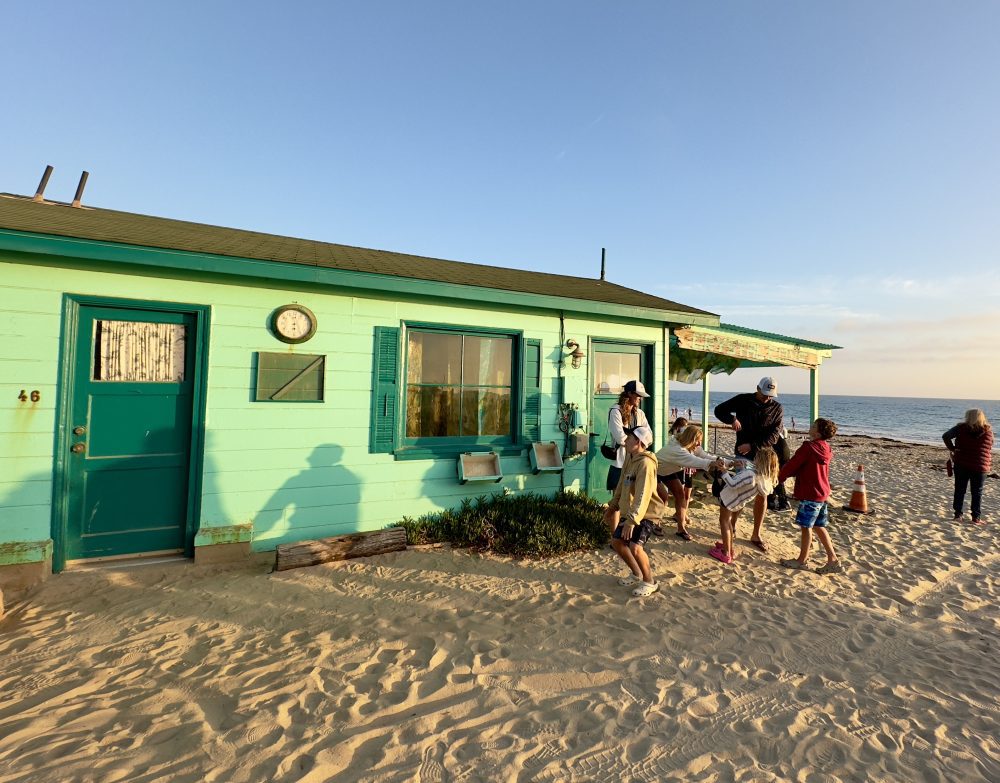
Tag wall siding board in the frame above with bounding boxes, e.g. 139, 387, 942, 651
0, 479, 52, 507
0, 506, 51, 540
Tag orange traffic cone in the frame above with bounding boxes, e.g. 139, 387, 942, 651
843, 464, 871, 514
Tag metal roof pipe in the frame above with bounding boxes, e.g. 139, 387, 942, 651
71, 171, 89, 208
33, 165, 54, 202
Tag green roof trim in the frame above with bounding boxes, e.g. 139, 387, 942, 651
0, 195, 719, 326
716, 323, 842, 351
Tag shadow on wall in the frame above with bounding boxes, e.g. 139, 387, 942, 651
246, 444, 361, 548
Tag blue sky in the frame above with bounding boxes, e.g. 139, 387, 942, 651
4, 2, 998, 399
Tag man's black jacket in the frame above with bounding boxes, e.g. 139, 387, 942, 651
713, 393, 784, 457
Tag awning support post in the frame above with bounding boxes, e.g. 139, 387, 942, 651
701, 373, 711, 438
810, 367, 820, 422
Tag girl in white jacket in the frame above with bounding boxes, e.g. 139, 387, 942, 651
655, 424, 724, 540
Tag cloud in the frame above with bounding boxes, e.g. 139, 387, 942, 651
879, 273, 1000, 299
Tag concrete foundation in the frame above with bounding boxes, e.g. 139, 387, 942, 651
0, 559, 51, 614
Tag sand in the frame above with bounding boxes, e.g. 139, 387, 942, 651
1, 433, 997, 782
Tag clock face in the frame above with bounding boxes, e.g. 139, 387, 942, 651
272, 305, 316, 343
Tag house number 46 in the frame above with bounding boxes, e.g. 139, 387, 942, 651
18, 390, 41, 402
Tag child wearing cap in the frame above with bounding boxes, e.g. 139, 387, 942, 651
779, 418, 844, 574
604, 424, 664, 597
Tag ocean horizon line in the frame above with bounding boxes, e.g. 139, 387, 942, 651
669, 390, 1000, 404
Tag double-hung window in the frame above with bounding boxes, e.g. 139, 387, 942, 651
370, 324, 541, 458
406, 330, 513, 441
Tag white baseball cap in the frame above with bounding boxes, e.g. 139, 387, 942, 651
757, 377, 778, 397
624, 425, 654, 448
623, 380, 650, 398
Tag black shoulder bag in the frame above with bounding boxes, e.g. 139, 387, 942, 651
601, 408, 624, 460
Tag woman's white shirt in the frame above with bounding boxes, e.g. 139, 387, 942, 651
655, 440, 716, 476
608, 405, 649, 468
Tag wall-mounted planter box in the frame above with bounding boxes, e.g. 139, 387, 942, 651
458, 452, 503, 484
529, 442, 564, 474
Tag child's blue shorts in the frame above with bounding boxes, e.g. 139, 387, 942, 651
795, 500, 829, 529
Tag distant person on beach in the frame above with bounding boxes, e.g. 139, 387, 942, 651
604, 425, 663, 597
656, 420, 726, 541
709, 447, 780, 564
713, 377, 784, 552
605, 381, 651, 532
943, 409, 993, 524
779, 418, 843, 573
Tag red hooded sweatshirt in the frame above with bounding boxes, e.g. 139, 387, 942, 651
778, 439, 832, 502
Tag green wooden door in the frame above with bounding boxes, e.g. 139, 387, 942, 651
66, 306, 197, 560
586, 342, 651, 503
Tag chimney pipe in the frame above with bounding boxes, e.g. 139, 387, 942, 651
32, 165, 54, 202
600, 247, 606, 281
71, 171, 90, 208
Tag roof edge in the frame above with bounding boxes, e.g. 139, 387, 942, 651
0, 228, 721, 327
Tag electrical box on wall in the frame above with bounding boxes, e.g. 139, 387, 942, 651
570, 433, 590, 454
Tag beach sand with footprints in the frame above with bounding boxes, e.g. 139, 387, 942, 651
1, 432, 997, 782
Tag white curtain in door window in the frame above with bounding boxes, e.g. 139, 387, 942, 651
95, 320, 186, 382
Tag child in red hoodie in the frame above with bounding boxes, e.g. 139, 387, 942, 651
779, 418, 843, 574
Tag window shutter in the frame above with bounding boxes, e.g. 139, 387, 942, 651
522, 339, 542, 443
370, 326, 400, 453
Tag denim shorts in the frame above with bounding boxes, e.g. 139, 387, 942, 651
613, 519, 654, 547
795, 500, 829, 529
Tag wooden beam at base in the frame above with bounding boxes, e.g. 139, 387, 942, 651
275, 527, 407, 571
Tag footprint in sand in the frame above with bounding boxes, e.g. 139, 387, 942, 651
418, 741, 447, 782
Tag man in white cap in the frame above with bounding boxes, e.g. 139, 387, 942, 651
713, 377, 785, 553
604, 424, 663, 597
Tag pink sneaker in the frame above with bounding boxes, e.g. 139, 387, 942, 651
708, 546, 733, 564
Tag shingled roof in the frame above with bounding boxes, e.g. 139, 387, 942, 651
0, 194, 715, 321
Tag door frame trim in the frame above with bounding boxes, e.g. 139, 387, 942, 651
51, 294, 211, 572
585, 337, 657, 499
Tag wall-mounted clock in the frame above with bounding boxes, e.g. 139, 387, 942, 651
271, 304, 317, 344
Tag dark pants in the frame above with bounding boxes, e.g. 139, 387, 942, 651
953, 465, 986, 519
767, 437, 791, 510
606, 465, 622, 492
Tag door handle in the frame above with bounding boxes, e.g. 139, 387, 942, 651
71, 443, 85, 454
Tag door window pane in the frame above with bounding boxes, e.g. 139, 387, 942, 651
93, 320, 186, 382
594, 353, 640, 395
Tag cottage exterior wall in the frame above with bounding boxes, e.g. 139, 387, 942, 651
1, 255, 665, 573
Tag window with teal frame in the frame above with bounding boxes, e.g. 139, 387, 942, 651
369, 323, 540, 459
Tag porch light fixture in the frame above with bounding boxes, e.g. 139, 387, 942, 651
565, 339, 586, 369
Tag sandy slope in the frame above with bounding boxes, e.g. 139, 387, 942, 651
0, 433, 997, 782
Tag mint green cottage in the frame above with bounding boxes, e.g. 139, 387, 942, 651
0, 193, 719, 591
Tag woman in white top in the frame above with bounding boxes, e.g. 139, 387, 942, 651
655, 424, 724, 540
605, 380, 651, 532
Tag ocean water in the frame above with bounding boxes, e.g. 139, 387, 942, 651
666, 390, 1000, 448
